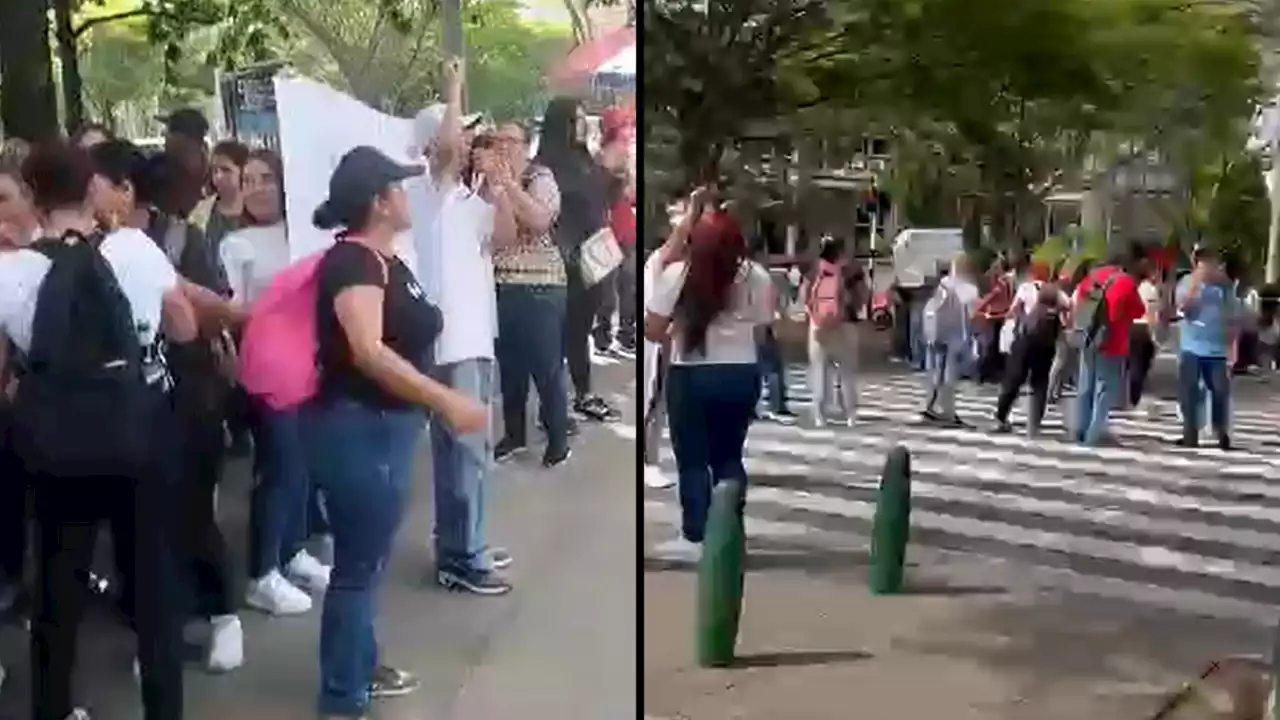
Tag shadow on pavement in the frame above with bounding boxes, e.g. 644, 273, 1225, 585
731, 649, 874, 669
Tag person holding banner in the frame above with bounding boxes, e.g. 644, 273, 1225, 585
409, 59, 521, 595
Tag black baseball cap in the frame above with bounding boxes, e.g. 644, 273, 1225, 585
158, 108, 209, 141
313, 146, 423, 230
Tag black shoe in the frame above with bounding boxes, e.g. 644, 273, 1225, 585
494, 437, 527, 463
368, 665, 420, 697
574, 395, 620, 422
437, 566, 512, 596
542, 446, 571, 468
1218, 436, 1233, 451
920, 408, 943, 423
992, 419, 1013, 434
1174, 437, 1198, 448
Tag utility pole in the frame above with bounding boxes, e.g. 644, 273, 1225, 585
441, 0, 466, 110
1266, 104, 1280, 283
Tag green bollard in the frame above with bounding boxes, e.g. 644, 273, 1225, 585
869, 446, 912, 595
696, 479, 747, 668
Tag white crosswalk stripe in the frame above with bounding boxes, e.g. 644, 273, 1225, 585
644, 367, 1280, 625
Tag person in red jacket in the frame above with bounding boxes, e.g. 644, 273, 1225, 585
1071, 248, 1146, 446
592, 106, 637, 354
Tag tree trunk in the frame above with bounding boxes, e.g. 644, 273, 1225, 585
0, 0, 59, 141
53, 0, 85, 134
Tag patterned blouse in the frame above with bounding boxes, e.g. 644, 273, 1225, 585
493, 164, 566, 286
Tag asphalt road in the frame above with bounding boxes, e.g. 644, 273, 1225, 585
0, 359, 638, 720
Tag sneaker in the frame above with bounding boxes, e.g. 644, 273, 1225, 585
612, 342, 636, 359
245, 570, 312, 615
64, 710, 91, 720
643, 465, 675, 489
493, 437, 527, 463
574, 395, 620, 422
369, 665, 420, 697
437, 566, 512, 595
653, 537, 702, 563
287, 549, 332, 593
992, 419, 1013, 434
811, 413, 827, 428
758, 409, 797, 426
1218, 435, 1233, 451
542, 446, 571, 468
206, 614, 244, 672
484, 547, 513, 571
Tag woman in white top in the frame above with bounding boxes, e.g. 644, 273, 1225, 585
219, 149, 334, 620
1, 141, 198, 720
644, 209, 774, 560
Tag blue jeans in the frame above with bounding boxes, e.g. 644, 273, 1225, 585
1177, 352, 1230, 442
924, 342, 966, 417
665, 363, 759, 543
299, 399, 425, 716
249, 406, 311, 578
495, 284, 570, 453
430, 359, 494, 572
1073, 351, 1124, 445
757, 327, 787, 413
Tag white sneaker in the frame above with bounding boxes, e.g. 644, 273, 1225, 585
812, 414, 827, 428
652, 537, 702, 563
643, 464, 675, 489
286, 549, 332, 593
245, 569, 312, 615
206, 614, 244, 672
65, 710, 91, 720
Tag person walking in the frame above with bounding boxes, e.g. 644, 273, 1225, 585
644, 210, 773, 561
802, 236, 868, 427
1070, 249, 1145, 446
993, 262, 1070, 436
921, 256, 979, 426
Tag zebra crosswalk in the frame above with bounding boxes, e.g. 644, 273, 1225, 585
644, 366, 1280, 625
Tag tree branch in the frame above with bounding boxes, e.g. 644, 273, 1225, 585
72, 8, 153, 39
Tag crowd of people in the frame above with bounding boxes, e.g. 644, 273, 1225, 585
0, 57, 635, 720
641, 184, 1265, 560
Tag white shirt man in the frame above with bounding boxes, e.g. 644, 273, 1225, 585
407, 59, 519, 596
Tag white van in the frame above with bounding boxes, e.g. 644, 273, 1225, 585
891, 228, 964, 288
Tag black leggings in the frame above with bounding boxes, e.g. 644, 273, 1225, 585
30, 422, 185, 720
565, 262, 605, 399
182, 417, 234, 618
1128, 324, 1156, 407
995, 333, 1056, 428
0, 429, 29, 589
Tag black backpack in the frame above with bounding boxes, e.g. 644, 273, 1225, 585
11, 231, 154, 478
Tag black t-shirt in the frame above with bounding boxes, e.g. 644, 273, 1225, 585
314, 241, 442, 410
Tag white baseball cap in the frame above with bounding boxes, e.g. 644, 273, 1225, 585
412, 103, 483, 152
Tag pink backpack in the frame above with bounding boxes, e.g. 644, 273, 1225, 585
808, 259, 843, 328
237, 250, 327, 411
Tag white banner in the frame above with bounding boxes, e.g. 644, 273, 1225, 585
274, 75, 419, 270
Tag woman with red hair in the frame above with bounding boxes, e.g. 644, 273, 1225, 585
644, 210, 774, 561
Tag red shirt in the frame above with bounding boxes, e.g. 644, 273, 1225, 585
609, 197, 635, 247
1074, 265, 1144, 356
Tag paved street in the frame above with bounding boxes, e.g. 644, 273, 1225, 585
646, 362, 1280, 624
0, 359, 638, 720
644, 361, 1280, 719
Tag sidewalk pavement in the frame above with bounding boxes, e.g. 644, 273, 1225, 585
643, 553, 1267, 720
0, 360, 638, 720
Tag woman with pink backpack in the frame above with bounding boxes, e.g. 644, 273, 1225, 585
801, 237, 869, 427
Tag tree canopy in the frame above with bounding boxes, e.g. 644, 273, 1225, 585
644, 0, 1265, 250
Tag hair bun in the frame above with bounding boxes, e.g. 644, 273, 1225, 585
312, 201, 338, 230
